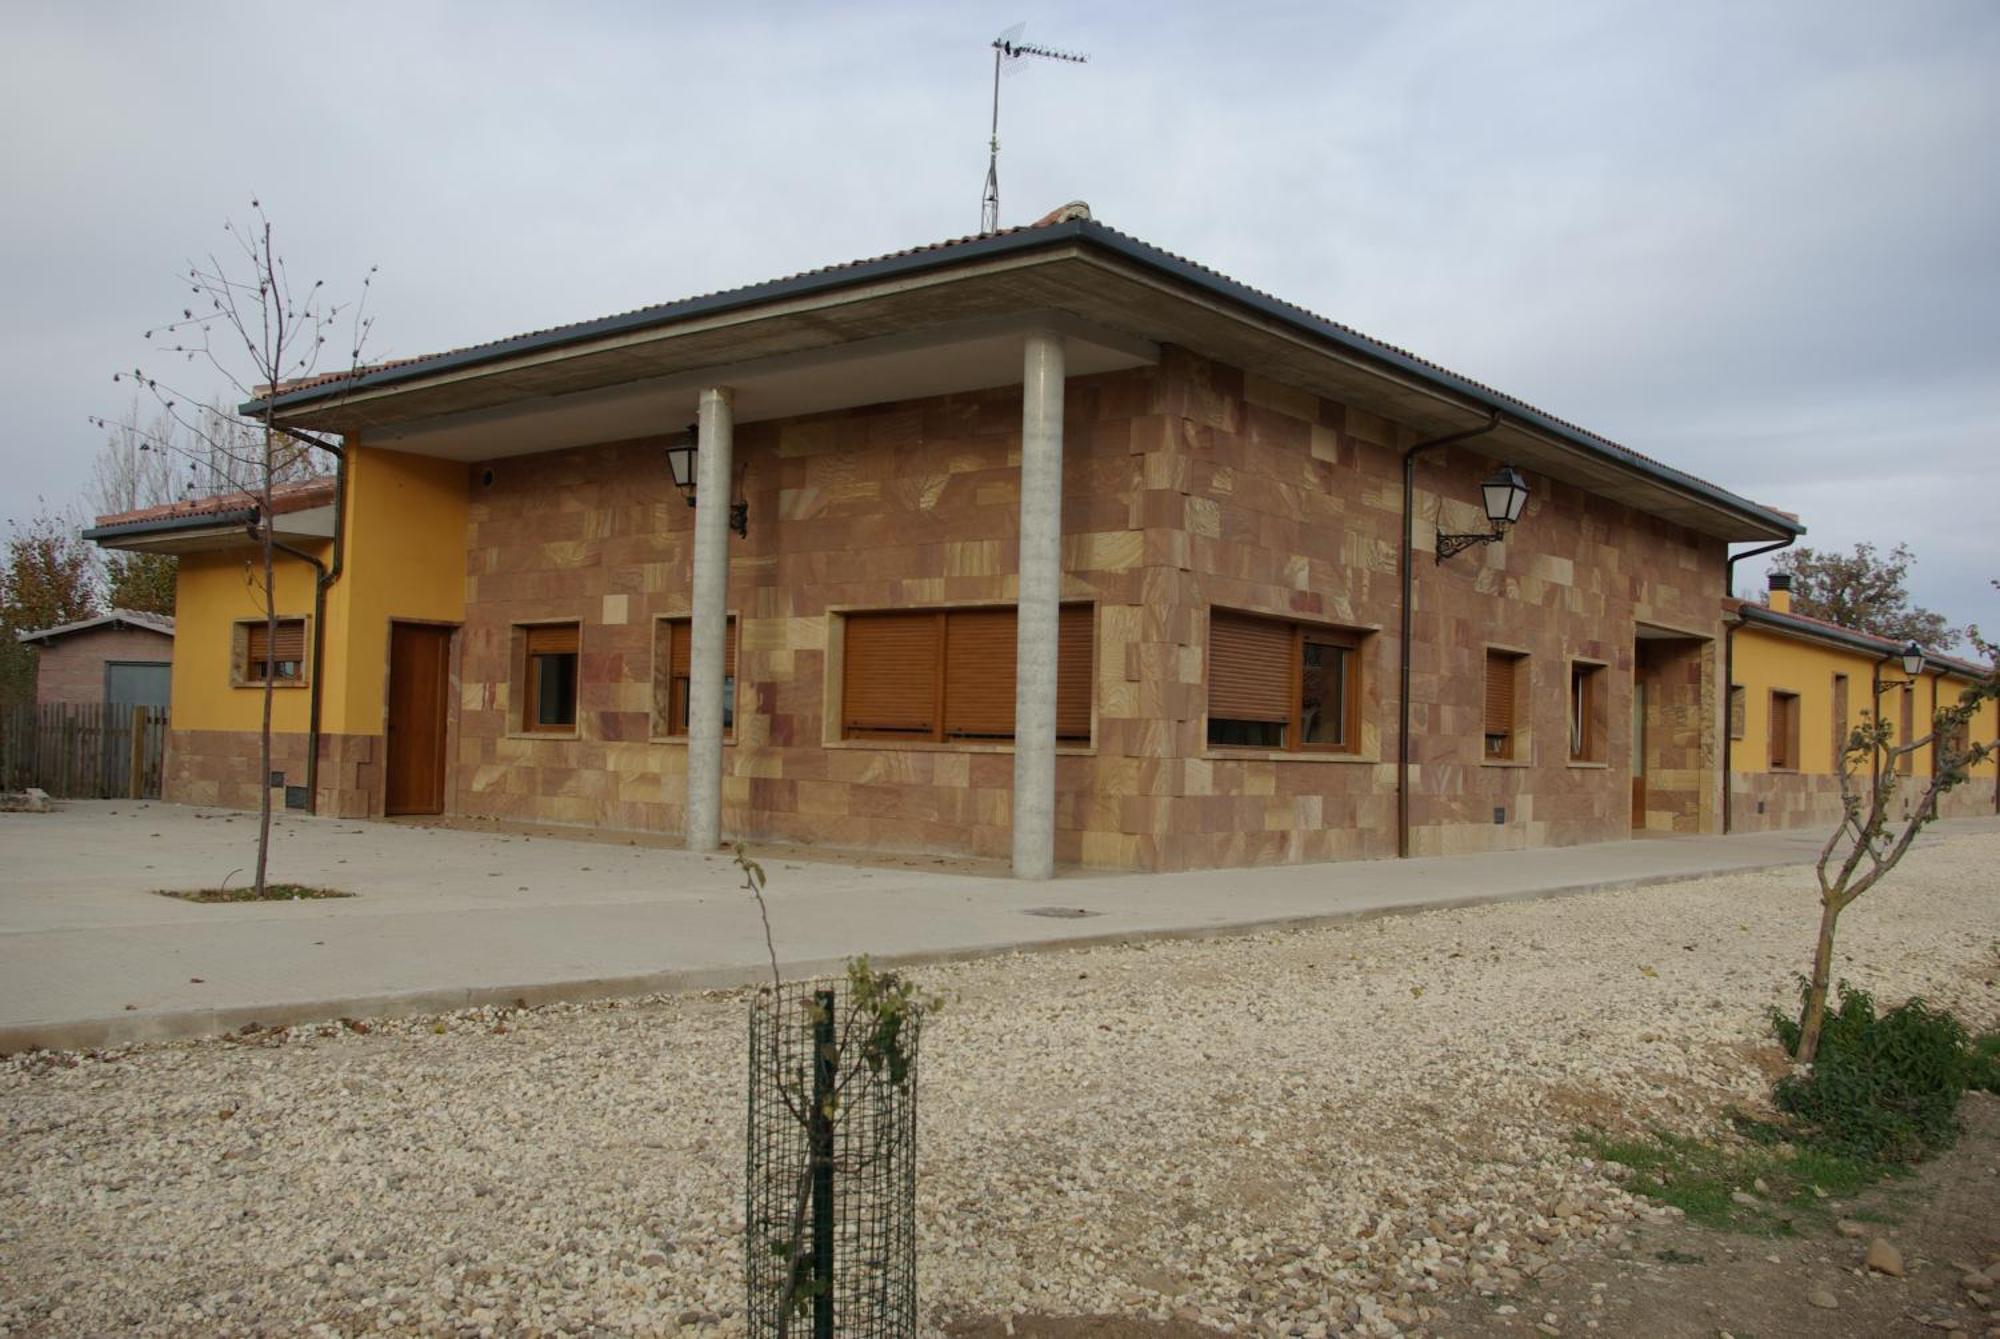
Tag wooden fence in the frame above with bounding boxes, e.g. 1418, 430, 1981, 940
0, 703, 169, 799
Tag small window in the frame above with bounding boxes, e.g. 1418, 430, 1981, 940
237, 617, 307, 685
1728, 685, 1746, 741
1207, 609, 1364, 753
1769, 690, 1800, 770
1568, 662, 1606, 762
840, 605, 1092, 744
521, 623, 579, 733
1484, 649, 1526, 760
656, 616, 738, 737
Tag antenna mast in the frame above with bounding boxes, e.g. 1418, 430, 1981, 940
981, 26, 1088, 235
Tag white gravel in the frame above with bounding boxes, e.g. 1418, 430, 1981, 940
4, 832, 1997, 1338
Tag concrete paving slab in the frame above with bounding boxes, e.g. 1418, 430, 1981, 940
4, 800, 1995, 1051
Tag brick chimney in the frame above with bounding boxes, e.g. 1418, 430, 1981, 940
1767, 571, 1793, 614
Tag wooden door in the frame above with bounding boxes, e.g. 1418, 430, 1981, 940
386, 623, 452, 816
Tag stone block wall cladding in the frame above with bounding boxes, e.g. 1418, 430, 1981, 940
32, 629, 172, 708
163, 729, 377, 817
1728, 771, 1997, 834
451, 346, 1727, 870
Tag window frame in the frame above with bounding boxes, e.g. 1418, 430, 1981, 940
1482, 646, 1529, 763
1205, 607, 1367, 757
231, 616, 310, 688
653, 614, 739, 741
516, 621, 581, 737
835, 603, 1095, 748
1567, 660, 1608, 764
1728, 684, 1746, 742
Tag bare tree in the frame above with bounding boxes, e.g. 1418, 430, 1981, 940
1792, 635, 1999, 1064
107, 201, 373, 896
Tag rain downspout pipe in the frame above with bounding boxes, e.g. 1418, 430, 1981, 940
1398, 412, 1502, 859
1720, 536, 1796, 833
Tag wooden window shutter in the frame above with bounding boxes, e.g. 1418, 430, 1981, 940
1208, 611, 1292, 723
843, 612, 941, 736
942, 608, 1016, 738
1056, 605, 1093, 741
525, 623, 579, 657
1484, 651, 1515, 738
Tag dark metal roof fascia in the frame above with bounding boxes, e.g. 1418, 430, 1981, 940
82, 508, 258, 543
251, 217, 1800, 538
1735, 604, 1988, 678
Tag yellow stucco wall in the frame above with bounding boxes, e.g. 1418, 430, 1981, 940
168, 545, 329, 732
1733, 623, 1997, 781
319, 444, 469, 736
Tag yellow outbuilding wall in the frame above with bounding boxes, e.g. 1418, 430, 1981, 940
320, 444, 469, 738
1732, 619, 1997, 830
168, 544, 329, 734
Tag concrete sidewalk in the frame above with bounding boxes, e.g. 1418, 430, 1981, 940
5, 800, 1995, 1051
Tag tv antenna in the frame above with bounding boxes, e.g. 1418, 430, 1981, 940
980, 23, 1088, 235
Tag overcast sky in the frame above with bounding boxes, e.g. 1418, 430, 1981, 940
4, 1, 1995, 639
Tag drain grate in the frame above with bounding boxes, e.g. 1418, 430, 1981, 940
1022, 906, 1101, 919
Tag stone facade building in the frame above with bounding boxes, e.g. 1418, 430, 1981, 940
92, 210, 1846, 873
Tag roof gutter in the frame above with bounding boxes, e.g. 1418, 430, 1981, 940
83, 508, 259, 545
249, 220, 1801, 541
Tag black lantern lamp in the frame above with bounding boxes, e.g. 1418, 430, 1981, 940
1437, 465, 1530, 563
1901, 641, 1925, 677
664, 422, 748, 537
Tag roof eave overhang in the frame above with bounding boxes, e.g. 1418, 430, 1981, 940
83, 504, 335, 555
258, 220, 1801, 544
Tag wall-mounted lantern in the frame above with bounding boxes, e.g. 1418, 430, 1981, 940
664, 422, 748, 537
1900, 641, 1925, 677
1436, 465, 1529, 564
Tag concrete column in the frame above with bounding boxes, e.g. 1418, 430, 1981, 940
685, 386, 734, 852
1012, 330, 1066, 879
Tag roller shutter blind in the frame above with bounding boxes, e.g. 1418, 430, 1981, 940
943, 608, 1015, 739
1055, 605, 1093, 741
524, 623, 578, 656
1208, 611, 1292, 723
843, 612, 941, 736
245, 618, 306, 680
1485, 651, 1514, 734
1483, 650, 1516, 759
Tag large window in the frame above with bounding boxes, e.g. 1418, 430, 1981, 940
1769, 689, 1800, 770
1483, 649, 1526, 760
235, 617, 307, 686
656, 616, 737, 738
1206, 609, 1363, 753
1568, 662, 1606, 762
840, 605, 1092, 744
521, 623, 579, 734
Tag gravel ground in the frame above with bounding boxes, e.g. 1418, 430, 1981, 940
4, 832, 1998, 1338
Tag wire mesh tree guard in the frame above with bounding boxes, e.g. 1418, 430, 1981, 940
746, 976, 921, 1338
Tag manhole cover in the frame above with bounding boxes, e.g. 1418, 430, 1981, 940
1022, 906, 1100, 919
